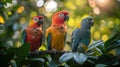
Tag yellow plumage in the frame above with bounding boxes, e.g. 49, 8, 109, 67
46, 26, 66, 51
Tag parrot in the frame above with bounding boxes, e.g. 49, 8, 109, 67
46, 11, 69, 51
22, 16, 44, 52
71, 16, 94, 52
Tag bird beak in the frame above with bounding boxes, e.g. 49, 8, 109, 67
38, 20, 43, 25
64, 15, 69, 22
90, 19, 94, 26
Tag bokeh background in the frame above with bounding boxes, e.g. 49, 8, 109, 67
0, 0, 120, 48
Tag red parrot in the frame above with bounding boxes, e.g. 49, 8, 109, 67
22, 16, 44, 52
46, 11, 69, 51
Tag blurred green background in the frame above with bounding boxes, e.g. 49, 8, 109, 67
0, 0, 120, 48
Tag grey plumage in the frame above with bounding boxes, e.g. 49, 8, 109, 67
71, 16, 94, 52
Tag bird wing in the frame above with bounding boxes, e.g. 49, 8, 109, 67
21, 30, 27, 44
40, 32, 43, 46
71, 28, 81, 52
46, 29, 52, 50
64, 32, 67, 45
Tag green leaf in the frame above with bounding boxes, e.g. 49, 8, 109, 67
87, 51, 94, 55
48, 60, 58, 67
97, 45, 106, 54
74, 52, 87, 64
87, 59, 95, 64
107, 40, 120, 53
16, 42, 30, 59
112, 61, 119, 66
88, 56, 98, 60
94, 47, 103, 55
39, 43, 47, 51
10, 60, 17, 67
104, 34, 118, 50
29, 58, 45, 63
0, 48, 15, 67
15, 42, 30, 66
46, 55, 52, 62
66, 41, 71, 46
29, 58, 46, 67
29, 58, 45, 67
95, 64, 107, 67
88, 40, 104, 51
59, 52, 74, 63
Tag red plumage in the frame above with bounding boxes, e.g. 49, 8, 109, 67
23, 16, 44, 52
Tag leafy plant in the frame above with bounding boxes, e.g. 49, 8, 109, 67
59, 34, 120, 66
0, 41, 30, 67
15, 42, 30, 67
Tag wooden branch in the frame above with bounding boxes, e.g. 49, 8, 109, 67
29, 50, 72, 56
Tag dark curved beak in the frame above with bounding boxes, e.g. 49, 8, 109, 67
90, 19, 94, 26
38, 20, 43, 25
64, 15, 69, 22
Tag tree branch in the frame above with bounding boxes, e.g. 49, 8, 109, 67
29, 50, 72, 56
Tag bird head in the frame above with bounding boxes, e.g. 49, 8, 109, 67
32, 16, 44, 25
81, 16, 94, 29
29, 16, 44, 27
52, 10, 69, 25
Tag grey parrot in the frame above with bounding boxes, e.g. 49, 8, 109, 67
71, 16, 94, 52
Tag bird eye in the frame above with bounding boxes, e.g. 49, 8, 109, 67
33, 17, 39, 23
59, 13, 64, 17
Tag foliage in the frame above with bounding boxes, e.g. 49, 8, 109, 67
0, 42, 30, 67
59, 33, 120, 67
0, 0, 120, 67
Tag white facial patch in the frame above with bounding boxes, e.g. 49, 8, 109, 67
33, 17, 39, 23
59, 13, 64, 18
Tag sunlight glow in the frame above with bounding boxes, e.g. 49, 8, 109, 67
88, 0, 96, 8
96, 0, 105, 4
12, 31, 20, 40
13, 23, 18, 31
94, 31, 101, 40
4, 2, 12, 8
7, 41, 13, 47
20, 17, 26, 24
67, 18, 75, 27
16, 41, 22, 48
8, 11, 12, 15
12, 0, 17, 5
95, 0, 109, 7
4, 0, 17, 8
30, 11, 37, 18
17, 6, 24, 13
65, 1, 76, 10
36, 0, 44, 7
108, 21, 114, 28
102, 34, 108, 41
44, 0, 57, 12
0, 16, 5, 24
93, 7, 100, 14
